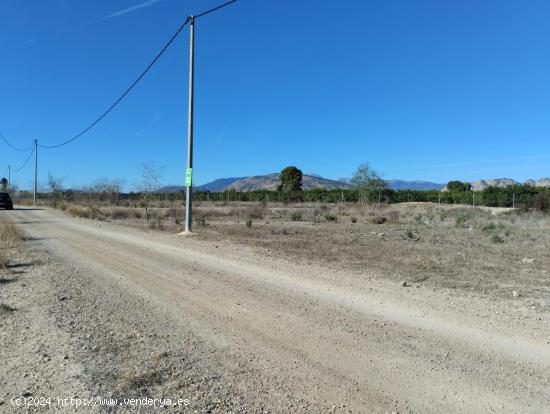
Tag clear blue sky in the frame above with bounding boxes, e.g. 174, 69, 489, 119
1, 0, 549, 190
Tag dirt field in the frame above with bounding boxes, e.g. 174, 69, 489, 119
1, 205, 550, 413
67, 200, 550, 305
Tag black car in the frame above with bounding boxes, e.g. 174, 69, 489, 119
0, 193, 13, 210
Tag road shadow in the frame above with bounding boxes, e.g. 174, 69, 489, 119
25, 236, 48, 241
6, 262, 34, 269
0, 275, 18, 284
12, 208, 45, 211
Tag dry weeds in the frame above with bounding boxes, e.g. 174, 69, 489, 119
0, 218, 27, 271
52, 201, 550, 302
0, 251, 8, 269
0, 218, 25, 247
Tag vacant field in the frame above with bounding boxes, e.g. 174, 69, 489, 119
2, 206, 550, 412
49, 200, 550, 308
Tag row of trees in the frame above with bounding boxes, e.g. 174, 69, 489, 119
17, 161, 550, 213
43, 162, 162, 221
192, 186, 549, 209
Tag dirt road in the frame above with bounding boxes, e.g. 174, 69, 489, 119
3, 207, 550, 413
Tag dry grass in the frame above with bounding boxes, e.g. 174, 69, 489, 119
187, 202, 550, 303
0, 219, 25, 247
109, 207, 143, 220
0, 251, 8, 269
49, 201, 550, 302
64, 204, 102, 219
118, 368, 164, 391
0, 303, 17, 313
0, 218, 26, 270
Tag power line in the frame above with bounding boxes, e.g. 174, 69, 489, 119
38, 19, 190, 149
12, 147, 36, 173
38, 0, 237, 150
195, 0, 237, 18
0, 131, 34, 152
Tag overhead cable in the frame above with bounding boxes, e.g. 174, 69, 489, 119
0, 131, 34, 152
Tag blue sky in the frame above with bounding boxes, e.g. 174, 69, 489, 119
1, 0, 549, 190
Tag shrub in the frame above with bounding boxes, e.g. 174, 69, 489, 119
64, 204, 102, 219
247, 205, 265, 219
165, 208, 180, 220
350, 217, 357, 223
490, 234, 504, 243
111, 208, 130, 220
197, 215, 207, 226
324, 214, 337, 222
370, 216, 386, 224
149, 216, 164, 230
290, 212, 302, 222
0, 220, 25, 246
127, 208, 143, 219
401, 229, 421, 241
0, 251, 8, 269
386, 211, 400, 224
481, 222, 498, 232
455, 213, 472, 227
246, 218, 253, 228
311, 208, 322, 223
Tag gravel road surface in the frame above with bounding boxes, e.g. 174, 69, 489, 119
2, 207, 549, 413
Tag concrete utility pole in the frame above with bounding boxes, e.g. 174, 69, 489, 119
180, 1, 236, 234
183, 16, 195, 234
34, 139, 38, 206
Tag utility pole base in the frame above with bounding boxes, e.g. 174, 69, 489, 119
178, 230, 195, 236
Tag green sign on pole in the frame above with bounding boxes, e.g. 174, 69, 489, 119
185, 168, 193, 187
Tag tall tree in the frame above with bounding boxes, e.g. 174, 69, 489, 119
278, 166, 303, 192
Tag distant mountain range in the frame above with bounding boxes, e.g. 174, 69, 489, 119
160, 174, 445, 192
385, 180, 444, 190
468, 178, 550, 191
159, 175, 550, 193
224, 173, 350, 191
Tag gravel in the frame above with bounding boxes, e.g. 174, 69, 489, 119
1, 207, 550, 413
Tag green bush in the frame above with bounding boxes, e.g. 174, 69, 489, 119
447, 181, 472, 192
324, 214, 337, 222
